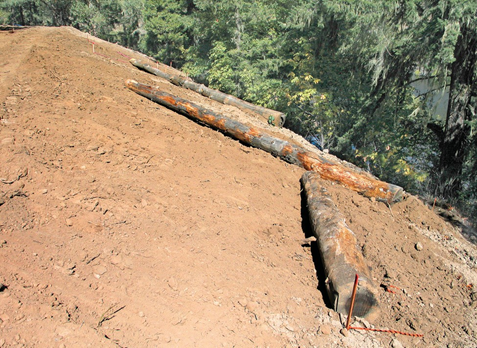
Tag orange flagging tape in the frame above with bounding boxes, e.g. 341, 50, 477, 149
346, 273, 424, 338
116, 51, 132, 59
348, 326, 424, 337
385, 284, 401, 294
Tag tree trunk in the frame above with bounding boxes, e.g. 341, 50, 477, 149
438, 23, 477, 199
130, 59, 287, 127
19, 6, 25, 26
126, 79, 403, 203
301, 171, 380, 320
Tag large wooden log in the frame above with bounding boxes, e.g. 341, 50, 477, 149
0, 24, 28, 31
125, 79, 403, 203
129, 59, 286, 127
301, 171, 380, 319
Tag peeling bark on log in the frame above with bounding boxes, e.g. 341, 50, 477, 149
301, 171, 380, 320
125, 79, 403, 203
130, 59, 286, 127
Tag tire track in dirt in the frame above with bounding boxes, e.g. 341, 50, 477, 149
0, 28, 48, 104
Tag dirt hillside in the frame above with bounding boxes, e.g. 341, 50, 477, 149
1, 26, 476, 348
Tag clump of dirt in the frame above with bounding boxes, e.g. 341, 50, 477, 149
1, 26, 476, 347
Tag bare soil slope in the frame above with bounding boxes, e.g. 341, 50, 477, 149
1, 27, 476, 348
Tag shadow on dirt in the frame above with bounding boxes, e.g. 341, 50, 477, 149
421, 197, 477, 245
300, 187, 333, 310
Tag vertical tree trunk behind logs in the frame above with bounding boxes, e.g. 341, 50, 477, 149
301, 171, 380, 320
125, 79, 403, 203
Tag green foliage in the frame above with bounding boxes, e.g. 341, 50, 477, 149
140, 0, 194, 65
0, 0, 75, 26
0, 0, 43, 25
284, 71, 340, 149
71, 1, 109, 36
179, 0, 291, 111
350, 93, 436, 192
0, 4, 9, 24
70, 0, 144, 48
116, 0, 145, 49
0, 0, 144, 49
207, 41, 238, 94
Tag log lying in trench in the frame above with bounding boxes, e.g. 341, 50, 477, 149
301, 171, 380, 320
130, 59, 286, 127
125, 79, 403, 203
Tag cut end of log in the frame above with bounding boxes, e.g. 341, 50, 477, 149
388, 184, 404, 203
330, 274, 381, 322
129, 58, 137, 64
125, 79, 138, 88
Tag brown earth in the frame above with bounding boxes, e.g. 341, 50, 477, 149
1, 26, 476, 348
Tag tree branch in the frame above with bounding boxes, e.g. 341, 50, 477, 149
406, 75, 446, 86
416, 84, 450, 98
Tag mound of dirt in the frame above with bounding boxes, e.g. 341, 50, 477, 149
1, 27, 476, 347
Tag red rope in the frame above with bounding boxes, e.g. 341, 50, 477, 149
91, 51, 129, 64
346, 273, 424, 338
349, 326, 424, 337
116, 51, 132, 59
384, 284, 401, 294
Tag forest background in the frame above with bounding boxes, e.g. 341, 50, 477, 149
1, 0, 476, 221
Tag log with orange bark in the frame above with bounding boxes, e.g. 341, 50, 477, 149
301, 171, 380, 319
129, 58, 286, 127
125, 79, 403, 203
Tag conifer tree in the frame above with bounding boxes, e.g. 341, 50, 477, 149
323, 0, 477, 200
